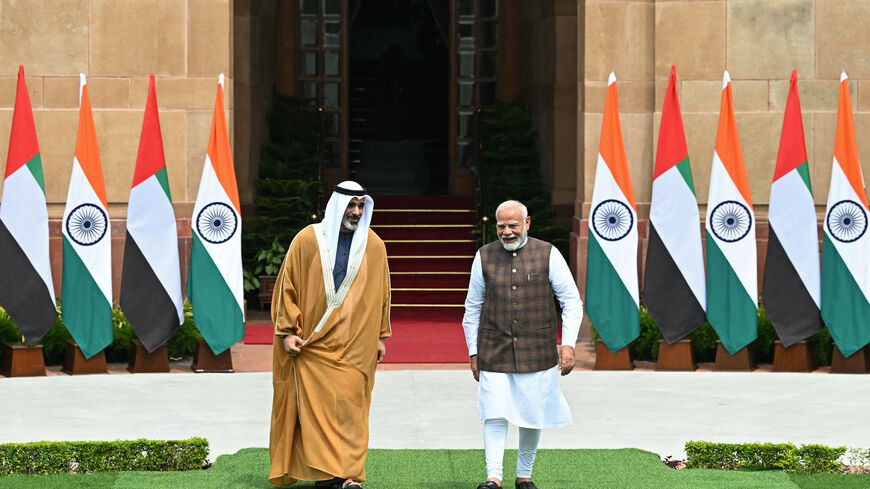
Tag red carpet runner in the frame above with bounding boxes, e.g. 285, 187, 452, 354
244, 195, 477, 363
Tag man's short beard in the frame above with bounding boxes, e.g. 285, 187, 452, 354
342, 217, 359, 231
499, 232, 525, 251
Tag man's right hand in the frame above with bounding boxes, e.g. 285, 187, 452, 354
282, 335, 304, 357
470, 355, 479, 382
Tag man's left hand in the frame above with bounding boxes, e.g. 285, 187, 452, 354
377, 338, 386, 363
558, 345, 575, 376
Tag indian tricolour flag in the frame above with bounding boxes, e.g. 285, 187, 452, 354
585, 72, 639, 353
0, 66, 56, 344
821, 71, 870, 358
62, 74, 113, 359
644, 65, 706, 344
188, 74, 244, 355
120, 74, 183, 353
762, 70, 822, 347
706, 71, 757, 355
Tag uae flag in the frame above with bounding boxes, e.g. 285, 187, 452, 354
585, 72, 640, 353
821, 71, 870, 358
705, 71, 758, 355
0, 66, 56, 344
644, 65, 706, 343
763, 71, 822, 347
188, 74, 244, 355
120, 75, 183, 353
62, 74, 113, 359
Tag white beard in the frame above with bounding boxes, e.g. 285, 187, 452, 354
342, 217, 359, 231
499, 233, 525, 251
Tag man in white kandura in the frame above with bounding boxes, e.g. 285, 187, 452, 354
462, 200, 582, 489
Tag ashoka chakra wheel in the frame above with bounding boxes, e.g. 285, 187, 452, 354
592, 199, 633, 241
827, 199, 867, 243
197, 202, 238, 244
709, 200, 752, 243
66, 203, 108, 246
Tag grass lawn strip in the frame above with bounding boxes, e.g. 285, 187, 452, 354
3, 448, 869, 488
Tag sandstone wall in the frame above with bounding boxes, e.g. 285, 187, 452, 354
521, 1, 578, 219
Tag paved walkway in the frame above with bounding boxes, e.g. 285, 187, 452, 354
2, 361, 868, 462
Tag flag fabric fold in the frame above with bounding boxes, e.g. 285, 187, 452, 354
705, 71, 758, 355
644, 65, 706, 344
188, 74, 244, 355
120, 74, 183, 353
0, 66, 57, 344
821, 71, 870, 358
61, 74, 113, 359
585, 72, 640, 353
763, 70, 822, 347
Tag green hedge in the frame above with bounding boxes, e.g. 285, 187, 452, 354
685, 441, 846, 473
0, 438, 209, 475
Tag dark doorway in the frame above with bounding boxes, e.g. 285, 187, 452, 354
349, 0, 449, 194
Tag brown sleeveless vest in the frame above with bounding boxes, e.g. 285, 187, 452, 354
476, 237, 558, 373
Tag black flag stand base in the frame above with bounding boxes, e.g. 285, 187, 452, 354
191, 339, 234, 373
830, 344, 870, 374
62, 340, 107, 375
128, 340, 170, 373
656, 340, 696, 371
0, 343, 45, 377
594, 340, 633, 370
714, 341, 756, 371
772, 341, 814, 372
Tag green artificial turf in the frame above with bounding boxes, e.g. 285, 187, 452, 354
2, 448, 869, 489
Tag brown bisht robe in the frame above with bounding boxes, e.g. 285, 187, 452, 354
269, 225, 391, 486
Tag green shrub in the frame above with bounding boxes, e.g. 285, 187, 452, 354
750, 302, 777, 363
685, 441, 846, 473
37, 302, 71, 365
0, 302, 70, 365
479, 102, 570, 256
108, 305, 137, 363
798, 444, 847, 473
167, 301, 202, 359
629, 306, 662, 361
243, 93, 322, 298
0, 307, 21, 363
0, 438, 209, 475
808, 326, 833, 367
689, 322, 718, 362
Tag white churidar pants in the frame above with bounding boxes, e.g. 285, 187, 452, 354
483, 418, 543, 480
479, 365, 572, 481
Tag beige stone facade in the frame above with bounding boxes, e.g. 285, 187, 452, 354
574, 0, 870, 303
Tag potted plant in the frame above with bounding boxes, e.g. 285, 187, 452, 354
243, 93, 322, 310
0, 304, 60, 377
244, 238, 287, 310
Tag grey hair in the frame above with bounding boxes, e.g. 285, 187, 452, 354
495, 200, 528, 220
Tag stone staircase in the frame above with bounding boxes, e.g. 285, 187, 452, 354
372, 195, 477, 362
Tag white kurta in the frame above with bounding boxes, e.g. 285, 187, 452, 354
462, 238, 583, 428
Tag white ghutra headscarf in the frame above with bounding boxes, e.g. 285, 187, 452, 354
318, 180, 374, 272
